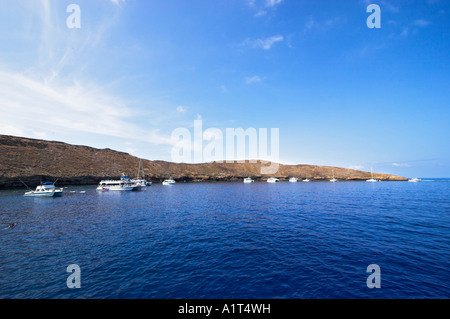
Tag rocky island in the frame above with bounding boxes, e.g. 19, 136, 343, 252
0, 134, 407, 189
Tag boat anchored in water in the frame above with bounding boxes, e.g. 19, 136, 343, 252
267, 177, 280, 183
408, 177, 421, 183
303, 179, 310, 182
97, 175, 140, 191
24, 182, 64, 197
289, 177, 298, 183
132, 159, 152, 188
330, 170, 338, 182
366, 168, 378, 182
162, 179, 176, 185
243, 177, 254, 183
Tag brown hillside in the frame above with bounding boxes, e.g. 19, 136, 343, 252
0, 134, 407, 189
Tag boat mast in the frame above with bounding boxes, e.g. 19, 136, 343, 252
137, 159, 145, 179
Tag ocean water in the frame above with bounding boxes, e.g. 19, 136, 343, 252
0, 180, 448, 299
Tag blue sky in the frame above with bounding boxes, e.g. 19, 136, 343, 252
0, 0, 449, 177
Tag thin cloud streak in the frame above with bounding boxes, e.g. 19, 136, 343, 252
244, 35, 284, 50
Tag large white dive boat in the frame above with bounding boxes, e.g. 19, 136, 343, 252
366, 168, 378, 182
97, 175, 140, 191
24, 182, 63, 197
289, 177, 298, 183
408, 177, 421, 183
267, 177, 280, 183
243, 177, 254, 183
162, 179, 176, 186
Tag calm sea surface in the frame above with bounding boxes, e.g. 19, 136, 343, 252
0, 180, 449, 299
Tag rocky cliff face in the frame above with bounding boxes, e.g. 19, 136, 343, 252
0, 134, 407, 189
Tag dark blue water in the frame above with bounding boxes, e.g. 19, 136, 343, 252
0, 181, 449, 299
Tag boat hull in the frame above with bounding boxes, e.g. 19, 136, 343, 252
96, 186, 139, 191
24, 191, 63, 197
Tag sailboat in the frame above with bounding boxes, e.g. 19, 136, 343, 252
366, 168, 378, 182
132, 159, 152, 188
330, 169, 338, 182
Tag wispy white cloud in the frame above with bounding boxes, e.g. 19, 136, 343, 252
301, 16, 346, 33
0, 1, 176, 150
412, 19, 431, 27
266, 0, 282, 8
401, 19, 431, 37
245, 75, 262, 84
245, 35, 284, 50
0, 69, 176, 147
176, 106, 187, 113
392, 162, 411, 167
254, 10, 267, 17
250, 0, 282, 17
110, 0, 126, 7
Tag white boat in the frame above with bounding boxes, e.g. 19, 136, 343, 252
162, 179, 176, 186
289, 177, 298, 183
131, 159, 152, 188
97, 175, 140, 191
408, 177, 421, 183
24, 182, 64, 197
133, 179, 152, 187
366, 168, 378, 182
267, 177, 280, 183
330, 170, 338, 182
243, 177, 254, 183
303, 179, 310, 182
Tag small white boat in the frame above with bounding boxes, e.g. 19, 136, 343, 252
330, 170, 338, 182
303, 179, 310, 182
267, 177, 280, 183
289, 177, 298, 183
366, 168, 378, 182
408, 177, 421, 183
243, 177, 254, 183
97, 175, 140, 191
162, 179, 176, 185
24, 182, 64, 197
133, 179, 152, 187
